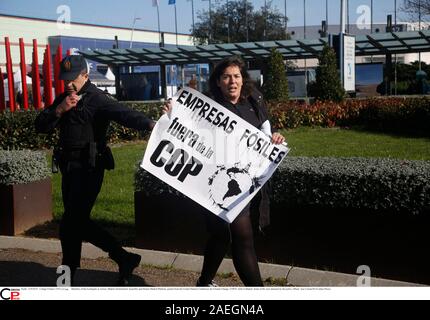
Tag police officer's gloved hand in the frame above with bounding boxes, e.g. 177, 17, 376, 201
161, 98, 173, 119
148, 121, 156, 131
139, 121, 156, 139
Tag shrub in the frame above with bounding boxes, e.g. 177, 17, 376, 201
267, 97, 430, 135
263, 48, 289, 101
272, 157, 430, 214
357, 97, 430, 134
0, 150, 51, 185
309, 44, 345, 102
2, 97, 430, 150
0, 102, 162, 149
107, 102, 163, 143
0, 110, 59, 150
135, 157, 430, 214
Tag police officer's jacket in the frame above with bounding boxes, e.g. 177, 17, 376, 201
35, 80, 153, 165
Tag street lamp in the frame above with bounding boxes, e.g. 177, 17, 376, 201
130, 16, 141, 49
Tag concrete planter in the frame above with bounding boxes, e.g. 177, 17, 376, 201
0, 178, 52, 236
134, 192, 430, 284
135, 192, 207, 254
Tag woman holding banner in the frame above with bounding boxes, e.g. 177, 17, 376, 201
164, 56, 285, 287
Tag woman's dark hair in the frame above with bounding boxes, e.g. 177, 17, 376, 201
209, 56, 254, 102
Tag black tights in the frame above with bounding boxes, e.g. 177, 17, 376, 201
199, 210, 263, 286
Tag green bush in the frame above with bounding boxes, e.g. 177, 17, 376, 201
135, 157, 430, 214
358, 97, 430, 134
0, 102, 163, 149
268, 97, 430, 135
263, 48, 289, 102
0, 110, 59, 150
273, 157, 430, 214
2, 97, 430, 150
107, 102, 163, 143
0, 150, 51, 185
309, 44, 345, 102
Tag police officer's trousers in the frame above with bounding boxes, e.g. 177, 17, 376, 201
59, 163, 121, 270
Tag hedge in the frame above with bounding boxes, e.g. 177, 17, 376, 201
272, 157, 429, 214
1, 97, 430, 150
107, 102, 163, 143
135, 157, 430, 214
0, 150, 51, 185
0, 110, 58, 150
268, 96, 430, 135
0, 102, 162, 150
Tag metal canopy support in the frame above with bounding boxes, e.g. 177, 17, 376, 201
419, 31, 430, 44
160, 64, 167, 99
296, 40, 320, 55
365, 35, 389, 54
391, 33, 413, 51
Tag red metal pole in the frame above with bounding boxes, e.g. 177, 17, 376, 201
19, 38, 29, 110
54, 45, 64, 96
32, 39, 41, 109
54, 49, 60, 96
44, 44, 53, 105
0, 67, 5, 111
43, 50, 47, 104
32, 50, 37, 108
5, 37, 16, 112
58, 44, 64, 93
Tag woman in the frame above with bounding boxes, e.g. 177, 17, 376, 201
164, 56, 285, 286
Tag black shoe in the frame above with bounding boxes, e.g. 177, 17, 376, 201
196, 278, 219, 287
117, 252, 141, 286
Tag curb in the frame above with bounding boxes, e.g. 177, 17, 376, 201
0, 235, 422, 287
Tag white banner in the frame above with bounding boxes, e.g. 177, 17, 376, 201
141, 88, 289, 223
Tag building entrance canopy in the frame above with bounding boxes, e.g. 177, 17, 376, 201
79, 30, 430, 66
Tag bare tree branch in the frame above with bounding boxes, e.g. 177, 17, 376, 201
402, 0, 430, 23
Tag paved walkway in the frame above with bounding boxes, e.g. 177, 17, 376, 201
0, 236, 421, 287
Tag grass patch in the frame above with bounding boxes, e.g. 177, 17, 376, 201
142, 263, 174, 270
50, 141, 147, 235
217, 272, 235, 279
264, 277, 289, 286
284, 126, 430, 160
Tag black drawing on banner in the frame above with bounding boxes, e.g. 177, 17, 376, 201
208, 162, 262, 211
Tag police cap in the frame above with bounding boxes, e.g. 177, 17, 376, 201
59, 55, 89, 80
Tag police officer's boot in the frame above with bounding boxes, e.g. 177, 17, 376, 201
70, 267, 76, 286
109, 248, 141, 286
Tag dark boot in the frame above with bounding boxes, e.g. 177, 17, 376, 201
196, 277, 219, 287
70, 267, 76, 286
109, 248, 141, 286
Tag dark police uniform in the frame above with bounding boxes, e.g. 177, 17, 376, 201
35, 78, 153, 278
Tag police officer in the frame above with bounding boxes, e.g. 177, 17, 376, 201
35, 55, 155, 285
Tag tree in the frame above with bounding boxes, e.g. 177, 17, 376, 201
262, 49, 289, 101
377, 61, 430, 95
309, 45, 345, 102
192, 0, 288, 44
402, 0, 430, 21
